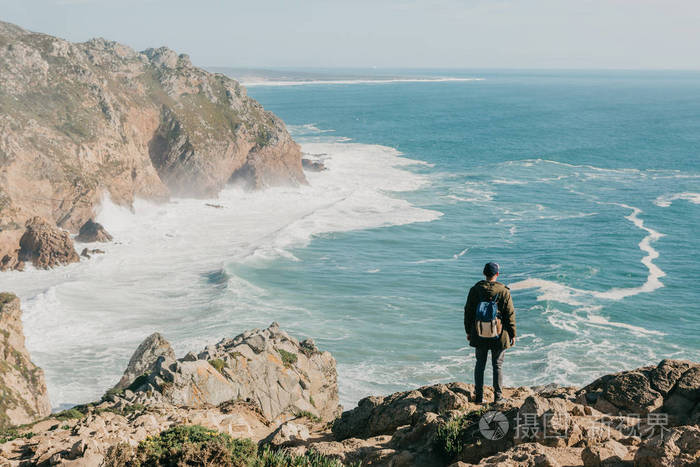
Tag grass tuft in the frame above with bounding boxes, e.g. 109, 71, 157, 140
435, 407, 490, 458
294, 410, 321, 423
209, 358, 228, 374
277, 349, 298, 368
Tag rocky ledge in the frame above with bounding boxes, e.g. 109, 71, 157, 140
0, 293, 51, 429
0, 298, 698, 466
0, 20, 307, 271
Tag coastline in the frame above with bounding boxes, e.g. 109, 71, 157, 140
4, 139, 441, 411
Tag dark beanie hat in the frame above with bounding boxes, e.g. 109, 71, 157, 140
483, 262, 500, 276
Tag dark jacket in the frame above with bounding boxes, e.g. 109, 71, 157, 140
464, 280, 516, 350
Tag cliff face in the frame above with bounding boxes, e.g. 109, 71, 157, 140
0, 293, 51, 429
0, 20, 306, 269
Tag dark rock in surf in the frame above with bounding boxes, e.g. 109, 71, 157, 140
302, 158, 327, 172
76, 219, 113, 243
18, 217, 80, 269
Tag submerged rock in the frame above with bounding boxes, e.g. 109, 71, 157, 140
75, 219, 113, 243
302, 158, 327, 172
0, 293, 51, 428
17, 217, 80, 269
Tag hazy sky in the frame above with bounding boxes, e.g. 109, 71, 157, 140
1, 0, 699, 70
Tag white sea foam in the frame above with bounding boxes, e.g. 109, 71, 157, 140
654, 192, 700, 207
511, 203, 666, 304
242, 77, 484, 87
2, 141, 442, 409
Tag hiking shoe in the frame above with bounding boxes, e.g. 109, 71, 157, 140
493, 396, 510, 404
474, 396, 483, 405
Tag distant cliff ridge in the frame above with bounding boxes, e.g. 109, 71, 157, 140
0, 20, 306, 270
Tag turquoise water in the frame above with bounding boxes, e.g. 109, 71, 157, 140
244, 71, 700, 402
4, 70, 699, 410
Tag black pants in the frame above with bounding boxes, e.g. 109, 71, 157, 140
474, 345, 505, 400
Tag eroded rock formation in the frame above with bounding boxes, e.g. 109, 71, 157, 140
116, 322, 340, 423
0, 293, 51, 428
0, 20, 306, 270
16, 217, 80, 269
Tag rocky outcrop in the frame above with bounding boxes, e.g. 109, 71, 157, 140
75, 219, 112, 243
578, 359, 700, 424
15, 217, 80, 269
116, 322, 340, 423
1, 332, 697, 467
634, 425, 700, 466
0, 400, 270, 466
0, 20, 306, 269
112, 332, 175, 391
0, 293, 51, 428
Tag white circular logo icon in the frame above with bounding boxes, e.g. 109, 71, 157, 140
479, 410, 509, 440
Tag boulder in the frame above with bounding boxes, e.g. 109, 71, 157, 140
17, 217, 80, 269
634, 425, 700, 466
514, 395, 582, 447
649, 360, 697, 396
0, 293, 52, 428
113, 332, 175, 391
75, 219, 113, 243
579, 360, 700, 428
581, 440, 627, 466
673, 366, 700, 402
580, 368, 664, 415
333, 382, 476, 441
122, 323, 340, 423
262, 420, 311, 448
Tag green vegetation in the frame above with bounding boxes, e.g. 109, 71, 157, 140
104, 425, 358, 466
277, 349, 298, 368
54, 407, 86, 421
0, 427, 34, 444
209, 358, 228, 374
294, 411, 321, 423
255, 445, 359, 467
255, 128, 272, 148
136, 425, 256, 466
435, 407, 489, 458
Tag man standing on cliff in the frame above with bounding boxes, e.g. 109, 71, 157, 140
464, 262, 516, 404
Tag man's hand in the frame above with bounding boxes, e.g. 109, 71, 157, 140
510, 337, 516, 346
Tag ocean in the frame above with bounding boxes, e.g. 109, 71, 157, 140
3, 70, 699, 410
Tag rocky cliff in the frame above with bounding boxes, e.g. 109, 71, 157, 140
0, 20, 306, 270
0, 293, 51, 429
112, 322, 340, 423
1, 319, 698, 466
